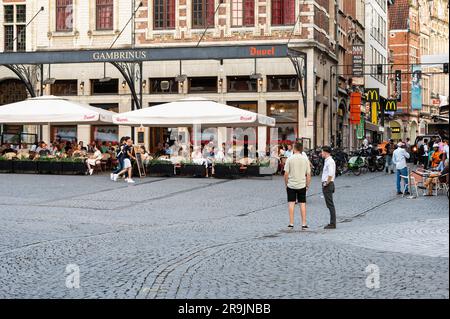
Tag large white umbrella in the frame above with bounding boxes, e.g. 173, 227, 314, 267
113, 97, 276, 127
0, 95, 115, 125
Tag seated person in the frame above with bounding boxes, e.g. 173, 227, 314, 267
192, 146, 207, 167
86, 146, 103, 175
430, 144, 443, 169
1, 143, 16, 155
423, 159, 449, 196
170, 149, 186, 165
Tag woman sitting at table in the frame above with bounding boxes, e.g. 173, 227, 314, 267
422, 159, 449, 196
86, 146, 103, 175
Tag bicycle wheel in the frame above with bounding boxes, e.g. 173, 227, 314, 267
352, 167, 362, 176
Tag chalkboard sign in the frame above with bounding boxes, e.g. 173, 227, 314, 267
137, 131, 145, 144
135, 151, 146, 178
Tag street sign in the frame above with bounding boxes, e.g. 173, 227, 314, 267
365, 88, 379, 102
395, 70, 402, 101
352, 45, 364, 77
384, 99, 397, 112
356, 116, 365, 140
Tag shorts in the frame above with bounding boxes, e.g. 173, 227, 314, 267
123, 158, 132, 169
287, 187, 307, 203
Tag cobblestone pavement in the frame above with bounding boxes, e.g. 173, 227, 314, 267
0, 171, 448, 299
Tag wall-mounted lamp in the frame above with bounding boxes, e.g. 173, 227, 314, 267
142, 80, 147, 89
258, 78, 263, 88
43, 78, 56, 85
80, 81, 85, 91
122, 80, 127, 89
218, 78, 223, 87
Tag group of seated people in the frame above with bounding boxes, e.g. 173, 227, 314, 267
412, 157, 449, 196
0, 140, 120, 175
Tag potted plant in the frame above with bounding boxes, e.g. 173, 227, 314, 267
246, 160, 273, 177
13, 157, 38, 174
180, 160, 207, 177
60, 157, 86, 175
38, 157, 61, 174
213, 162, 242, 179
147, 159, 175, 177
0, 156, 13, 173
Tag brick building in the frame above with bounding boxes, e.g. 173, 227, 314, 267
0, 0, 340, 152
388, 0, 449, 141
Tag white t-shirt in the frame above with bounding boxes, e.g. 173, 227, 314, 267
322, 156, 336, 183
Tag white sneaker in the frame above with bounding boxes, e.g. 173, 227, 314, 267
89, 169, 94, 175
113, 174, 119, 182
110, 173, 114, 180
127, 179, 136, 184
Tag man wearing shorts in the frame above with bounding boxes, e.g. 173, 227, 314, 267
284, 143, 311, 230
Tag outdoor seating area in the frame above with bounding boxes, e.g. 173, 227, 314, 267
0, 96, 279, 179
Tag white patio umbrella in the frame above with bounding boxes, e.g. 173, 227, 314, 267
113, 97, 276, 127
0, 95, 115, 125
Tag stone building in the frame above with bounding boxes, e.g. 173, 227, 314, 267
0, 0, 339, 151
388, 0, 449, 141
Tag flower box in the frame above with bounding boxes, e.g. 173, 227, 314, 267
213, 163, 242, 179
147, 163, 175, 177
180, 164, 207, 177
246, 164, 274, 177
0, 160, 13, 173
13, 160, 38, 174
38, 161, 62, 174
61, 160, 86, 175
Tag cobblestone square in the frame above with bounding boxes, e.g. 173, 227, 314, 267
0, 172, 448, 299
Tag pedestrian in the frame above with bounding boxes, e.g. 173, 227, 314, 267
321, 146, 337, 230
421, 139, 429, 169
111, 136, 128, 180
392, 142, 410, 195
384, 139, 395, 174
113, 137, 136, 184
284, 142, 311, 230
443, 139, 449, 162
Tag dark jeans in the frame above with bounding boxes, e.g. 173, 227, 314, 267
113, 158, 124, 174
323, 182, 336, 225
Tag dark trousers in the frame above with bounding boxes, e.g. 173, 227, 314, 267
323, 182, 336, 225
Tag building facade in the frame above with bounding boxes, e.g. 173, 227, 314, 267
334, 0, 365, 149
388, 0, 449, 141
0, 0, 339, 152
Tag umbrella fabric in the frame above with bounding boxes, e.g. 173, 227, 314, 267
0, 95, 115, 125
113, 97, 275, 127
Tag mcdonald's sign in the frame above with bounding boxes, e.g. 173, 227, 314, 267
365, 88, 379, 102
384, 99, 397, 112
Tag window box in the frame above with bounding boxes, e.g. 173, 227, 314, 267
213, 163, 242, 179
180, 163, 207, 177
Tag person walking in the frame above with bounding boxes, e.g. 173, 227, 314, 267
113, 138, 136, 184
321, 146, 337, 230
421, 139, 429, 169
384, 139, 395, 174
284, 143, 311, 230
393, 142, 410, 195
